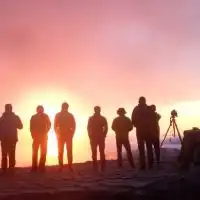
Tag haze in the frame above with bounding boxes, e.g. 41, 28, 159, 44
0, 0, 200, 166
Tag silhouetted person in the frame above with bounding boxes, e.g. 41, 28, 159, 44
112, 108, 135, 168
54, 102, 76, 172
87, 106, 108, 171
131, 97, 153, 169
149, 105, 161, 164
0, 104, 23, 173
30, 105, 51, 172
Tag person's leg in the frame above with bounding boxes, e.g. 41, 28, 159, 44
116, 139, 123, 167
123, 139, 135, 168
8, 142, 16, 169
154, 138, 160, 163
1, 142, 8, 172
136, 130, 146, 169
66, 138, 73, 171
99, 138, 106, 171
32, 139, 39, 171
90, 138, 98, 170
58, 139, 65, 167
146, 137, 154, 169
39, 138, 47, 171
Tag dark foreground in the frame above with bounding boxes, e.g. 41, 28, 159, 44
0, 148, 199, 200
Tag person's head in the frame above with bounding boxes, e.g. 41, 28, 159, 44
117, 108, 126, 116
138, 96, 146, 105
61, 102, 69, 111
5, 104, 12, 113
94, 106, 101, 115
150, 104, 156, 112
37, 105, 44, 114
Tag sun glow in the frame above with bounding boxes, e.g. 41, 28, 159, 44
47, 131, 58, 157
16, 86, 200, 167
15, 88, 92, 166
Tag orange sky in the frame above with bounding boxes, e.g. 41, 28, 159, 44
0, 0, 200, 166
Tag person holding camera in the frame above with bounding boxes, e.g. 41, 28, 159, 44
149, 105, 161, 164
131, 97, 153, 170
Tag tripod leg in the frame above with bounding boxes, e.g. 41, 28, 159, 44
161, 124, 171, 147
174, 122, 184, 164
174, 122, 183, 144
173, 122, 176, 138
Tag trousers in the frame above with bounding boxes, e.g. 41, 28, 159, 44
32, 138, 47, 169
90, 137, 105, 169
116, 137, 134, 167
136, 129, 153, 168
152, 137, 160, 163
58, 138, 73, 166
1, 141, 16, 170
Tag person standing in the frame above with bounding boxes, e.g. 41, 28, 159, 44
30, 105, 51, 172
54, 102, 76, 172
131, 96, 153, 169
149, 104, 161, 164
87, 106, 108, 171
112, 108, 135, 168
0, 104, 23, 174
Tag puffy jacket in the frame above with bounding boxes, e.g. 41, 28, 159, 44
0, 112, 23, 142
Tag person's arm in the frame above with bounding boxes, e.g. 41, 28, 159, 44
30, 116, 34, 139
0, 117, 3, 141
131, 107, 137, 127
111, 119, 117, 132
87, 117, 92, 138
16, 116, 23, 130
128, 118, 133, 131
71, 115, 76, 137
103, 118, 108, 137
46, 115, 51, 132
157, 113, 161, 121
54, 113, 59, 133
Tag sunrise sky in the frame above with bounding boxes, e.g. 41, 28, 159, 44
0, 0, 200, 167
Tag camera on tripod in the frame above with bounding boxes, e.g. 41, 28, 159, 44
161, 109, 182, 147
171, 109, 178, 118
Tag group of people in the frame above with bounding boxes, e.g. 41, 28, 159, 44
0, 96, 161, 174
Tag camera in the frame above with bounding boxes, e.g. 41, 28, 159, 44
171, 109, 178, 118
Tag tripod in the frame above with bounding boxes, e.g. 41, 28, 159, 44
160, 116, 183, 147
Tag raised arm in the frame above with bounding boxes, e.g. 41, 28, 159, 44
157, 113, 161, 121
